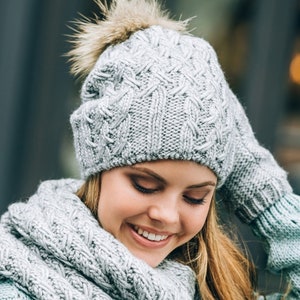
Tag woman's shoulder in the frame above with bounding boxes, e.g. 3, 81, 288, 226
0, 278, 31, 300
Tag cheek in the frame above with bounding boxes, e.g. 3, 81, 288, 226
183, 205, 210, 236
97, 186, 140, 226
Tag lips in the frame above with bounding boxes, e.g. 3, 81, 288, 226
133, 225, 168, 242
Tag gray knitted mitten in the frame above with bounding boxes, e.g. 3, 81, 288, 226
219, 90, 292, 223
253, 194, 300, 299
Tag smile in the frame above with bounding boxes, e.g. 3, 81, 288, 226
133, 225, 169, 242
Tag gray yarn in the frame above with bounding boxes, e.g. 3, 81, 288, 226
71, 26, 236, 187
70, 25, 292, 223
218, 90, 292, 222
0, 179, 197, 300
253, 193, 300, 298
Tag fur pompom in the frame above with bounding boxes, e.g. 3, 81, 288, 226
67, 0, 189, 78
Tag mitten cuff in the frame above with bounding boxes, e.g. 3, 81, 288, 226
252, 193, 300, 298
225, 158, 293, 223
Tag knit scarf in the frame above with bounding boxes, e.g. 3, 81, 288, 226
0, 179, 197, 299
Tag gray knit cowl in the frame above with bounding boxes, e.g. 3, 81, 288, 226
0, 179, 197, 299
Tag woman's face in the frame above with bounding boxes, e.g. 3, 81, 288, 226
97, 160, 217, 267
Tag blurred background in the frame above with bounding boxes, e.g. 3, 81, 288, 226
0, 0, 299, 295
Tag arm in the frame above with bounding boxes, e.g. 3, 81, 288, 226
252, 193, 300, 299
218, 89, 299, 296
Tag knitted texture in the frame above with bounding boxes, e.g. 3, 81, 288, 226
70, 22, 291, 222
0, 279, 31, 300
70, 25, 236, 187
218, 90, 292, 222
0, 179, 197, 300
252, 193, 300, 299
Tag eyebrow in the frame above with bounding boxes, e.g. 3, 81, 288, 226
128, 166, 216, 188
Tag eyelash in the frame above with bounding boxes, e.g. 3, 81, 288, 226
183, 195, 206, 205
133, 181, 206, 205
133, 181, 158, 194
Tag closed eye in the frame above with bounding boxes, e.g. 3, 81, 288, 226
133, 181, 158, 194
183, 195, 206, 205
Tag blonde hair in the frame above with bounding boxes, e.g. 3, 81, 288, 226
76, 173, 256, 300
170, 201, 256, 299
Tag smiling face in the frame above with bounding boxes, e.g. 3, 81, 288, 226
97, 160, 217, 267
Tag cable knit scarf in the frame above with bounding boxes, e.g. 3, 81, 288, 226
0, 179, 197, 299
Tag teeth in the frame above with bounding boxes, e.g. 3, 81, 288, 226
134, 226, 168, 242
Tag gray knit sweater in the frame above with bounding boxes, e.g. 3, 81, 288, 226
0, 179, 197, 299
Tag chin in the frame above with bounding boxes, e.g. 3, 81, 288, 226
134, 251, 164, 267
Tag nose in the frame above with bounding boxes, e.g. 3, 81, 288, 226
147, 195, 180, 225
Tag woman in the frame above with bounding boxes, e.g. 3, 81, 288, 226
77, 160, 254, 299
0, 0, 299, 299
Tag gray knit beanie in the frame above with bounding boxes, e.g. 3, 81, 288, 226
69, 0, 292, 219
69, 0, 237, 187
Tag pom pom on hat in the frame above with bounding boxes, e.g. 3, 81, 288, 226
68, 0, 189, 78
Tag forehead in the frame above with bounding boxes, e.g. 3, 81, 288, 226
126, 160, 217, 183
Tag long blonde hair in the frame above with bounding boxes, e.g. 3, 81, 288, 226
76, 173, 256, 300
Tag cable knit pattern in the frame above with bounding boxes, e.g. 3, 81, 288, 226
70, 25, 236, 187
70, 24, 292, 223
0, 179, 197, 299
252, 193, 300, 299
